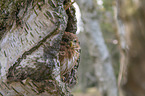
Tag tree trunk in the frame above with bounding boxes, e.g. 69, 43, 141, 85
117, 0, 145, 96
0, 0, 76, 95
76, 0, 118, 96
114, 5, 128, 88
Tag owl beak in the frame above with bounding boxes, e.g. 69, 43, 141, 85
70, 41, 75, 47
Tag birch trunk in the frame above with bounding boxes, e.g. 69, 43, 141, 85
0, 0, 76, 95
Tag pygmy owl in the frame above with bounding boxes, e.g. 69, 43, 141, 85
59, 32, 80, 88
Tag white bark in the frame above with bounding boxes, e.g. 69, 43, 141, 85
76, 0, 118, 96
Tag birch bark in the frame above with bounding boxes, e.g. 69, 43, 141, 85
0, 0, 74, 95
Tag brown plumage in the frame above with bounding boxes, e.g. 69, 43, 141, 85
59, 32, 80, 88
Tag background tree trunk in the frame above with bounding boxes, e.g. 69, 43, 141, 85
0, 0, 75, 95
76, 0, 118, 96
117, 0, 145, 96
114, 4, 127, 88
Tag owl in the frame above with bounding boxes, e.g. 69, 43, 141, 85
59, 32, 80, 88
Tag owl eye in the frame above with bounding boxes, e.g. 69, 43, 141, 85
73, 40, 77, 43
63, 38, 69, 42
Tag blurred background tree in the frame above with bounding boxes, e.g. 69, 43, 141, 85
116, 0, 145, 96
74, 0, 145, 96
74, 0, 118, 96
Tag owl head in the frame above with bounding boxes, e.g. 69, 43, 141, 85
60, 32, 79, 49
